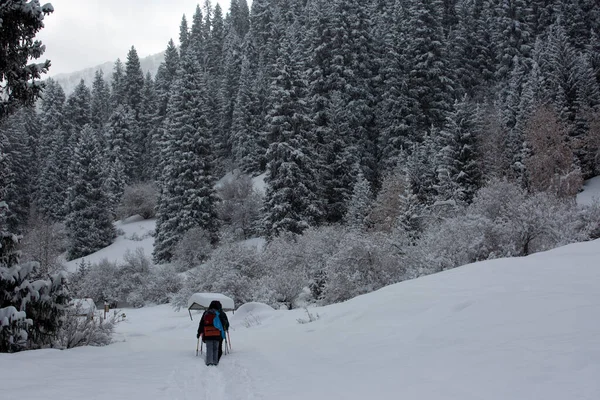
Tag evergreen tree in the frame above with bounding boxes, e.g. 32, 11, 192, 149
0, 110, 34, 232
435, 97, 483, 204
124, 46, 145, 119
262, 25, 323, 237
345, 169, 373, 231
64, 79, 92, 132
0, 1, 53, 119
106, 105, 137, 184
493, 0, 534, 81
179, 14, 190, 54
404, 0, 455, 134
151, 39, 180, 179
90, 70, 111, 129
66, 126, 115, 260
111, 58, 126, 107
231, 50, 268, 173
153, 46, 220, 263
139, 72, 158, 181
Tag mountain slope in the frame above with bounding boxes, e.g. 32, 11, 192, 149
51, 51, 165, 95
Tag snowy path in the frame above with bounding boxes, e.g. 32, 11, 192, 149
2, 239, 600, 399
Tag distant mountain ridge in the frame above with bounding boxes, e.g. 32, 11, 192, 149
50, 51, 166, 95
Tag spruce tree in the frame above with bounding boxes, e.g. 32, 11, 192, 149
90, 70, 111, 130
111, 58, 126, 107
66, 126, 115, 260
345, 169, 373, 231
435, 97, 483, 204
262, 26, 323, 237
0, 1, 53, 119
64, 79, 92, 132
153, 46, 220, 263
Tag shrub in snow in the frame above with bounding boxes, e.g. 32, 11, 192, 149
172, 227, 213, 271
259, 233, 312, 309
55, 306, 116, 349
216, 172, 262, 241
71, 250, 181, 308
174, 242, 263, 310
117, 183, 158, 220
19, 212, 67, 278
323, 231, 407, 304
296, 308, 320, 324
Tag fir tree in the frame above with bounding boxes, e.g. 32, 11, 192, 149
0, 1, 53, 119
262, 26, 323, 237
435, 97, 483, 204
90, 70, 111, 130
153, 46, 220, 263
124, 46, 145, 119
111, 58, 126, 107
345, 169, 373, 231
66, 126, 115, 260
64, 79, 92, 132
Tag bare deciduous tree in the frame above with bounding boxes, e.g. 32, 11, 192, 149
524, 106, 582, 197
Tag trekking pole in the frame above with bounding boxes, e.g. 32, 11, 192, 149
226, 330, 232, 351
196, 337, 200, 356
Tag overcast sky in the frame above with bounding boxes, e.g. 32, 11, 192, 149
37, 0, 233, 76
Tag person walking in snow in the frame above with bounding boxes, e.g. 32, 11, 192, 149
214, 300, 230, 361
197, 300, 229, 366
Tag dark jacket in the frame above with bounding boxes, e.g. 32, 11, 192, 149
198, 308, 229, 342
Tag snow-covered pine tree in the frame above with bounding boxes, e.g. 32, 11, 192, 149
493, 0, 534, 82
153, 45, 220, 263
151, 39, 180, 179
106, 104, 137, 186
111, 58, 126, 107
435, 97, 483, 205
124, 46, 145, 119
231, 49, 268, 174
0, 110, 34, 232
66, 126, 115, 260
179, 14, 190, 55
90, 70, 111, 130
216, 24, 243, 170
345, 168, 373, 231
0, 0, 53, 119
139, 72, 157, 181
64, 79, 92, 133
262, 24, 323, 238
404, 0, 455, 134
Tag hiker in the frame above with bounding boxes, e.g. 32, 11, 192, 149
214, 300, 230, 361
197, 300, 229, 366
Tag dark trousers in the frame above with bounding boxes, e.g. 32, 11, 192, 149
205, 340, 219, 365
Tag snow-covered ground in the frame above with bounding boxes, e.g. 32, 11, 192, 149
2, 238, 600, 399
64, 215, 155, 273
2, 176, 599, 399
577, 176, 600, 206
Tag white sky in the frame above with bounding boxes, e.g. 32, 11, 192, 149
37, 0, 233, 76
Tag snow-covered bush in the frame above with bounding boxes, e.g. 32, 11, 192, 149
55, 306, 116, 349
216, 172, 262, 241
174, 242, 263, 309
117, 183, 158, 220
172, 227, 213, 272
71, 249, 181, 308
19, 212, 67, 278
323, 231, 406, 304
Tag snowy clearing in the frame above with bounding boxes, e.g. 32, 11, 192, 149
2, 238, 600, 399
577, 176, 600, 206
64, 216, 155, 273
